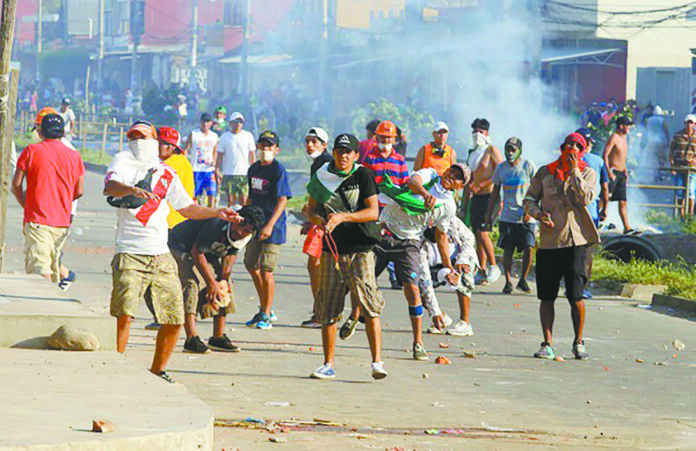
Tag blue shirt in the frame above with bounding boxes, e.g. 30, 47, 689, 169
247, 159, 292, 244
582, 153, 608, 220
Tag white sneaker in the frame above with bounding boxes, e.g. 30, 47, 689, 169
487, 265, 502, 284
446, 320, 474, 337
426, 313, 453, 334
371, 361, 388, 380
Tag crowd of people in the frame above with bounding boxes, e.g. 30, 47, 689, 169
16, 97, 696, 383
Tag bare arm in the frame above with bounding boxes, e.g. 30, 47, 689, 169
183, 132, 192, 157
435, 227, 453, 271
11, 169, 25, 208
306, 196, 326, 226
104, 179, 159, 200
407, 173, 437, 209
413, 147, 425, 172
326, 194, 379, 232
523, 172, 543, 220
484, 184, 502, 224
73, 175, 84, 200
258, 197, 288, 240
451, 148, 457, 164
191, 243, 224, 305
603, 135, 616, 177
178, 203, 240, 222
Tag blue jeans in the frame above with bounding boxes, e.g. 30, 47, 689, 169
674, 172, 696, 201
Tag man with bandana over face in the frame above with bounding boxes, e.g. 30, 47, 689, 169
484, 137, 536, 295
104, 121, 241, 383
524, 133, 599, 361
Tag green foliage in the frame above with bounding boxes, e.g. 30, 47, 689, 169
285, 193, 308, 215
351, 99, 434, 150
79, 148, 113, 166
592, 255, 696, 300
643, 210, 696, 234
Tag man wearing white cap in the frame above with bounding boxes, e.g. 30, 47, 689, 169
414, 121, 457, 175
216, 112, 256, 207
669, 114, 696, 218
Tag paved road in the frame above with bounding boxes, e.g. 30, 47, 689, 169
4, 171, 695, 449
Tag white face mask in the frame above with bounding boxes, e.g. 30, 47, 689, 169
128, 139, 159, 163
258, 149, 275, 163
307, 150, 323, 160
472, 132, 490, 149
378, 142, 393, 152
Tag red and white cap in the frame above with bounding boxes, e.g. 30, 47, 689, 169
126, 120, 158, 140
158, 126, 181, 150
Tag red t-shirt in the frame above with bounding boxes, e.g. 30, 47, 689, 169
16, 139, 85, 227
358, 138, 377, 164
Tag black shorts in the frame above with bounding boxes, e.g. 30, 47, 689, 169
470, 194, 491, 232
374, 233, 421, 284
497, 221, 536, 253
535, 246, 587, 303
609, 170, 627, 202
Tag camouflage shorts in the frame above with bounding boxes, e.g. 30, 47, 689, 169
171, 249, 236, 317
110, 253, 184, 325
314, 251, 385, 325
221, 175, 248, 197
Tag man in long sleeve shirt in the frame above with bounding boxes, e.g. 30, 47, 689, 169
524, 132, 599, 361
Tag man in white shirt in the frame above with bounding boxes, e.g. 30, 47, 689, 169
216, 112, 256, 207
59, 97, 76, 141
184, 113, 219, 207
104, 120, 239, 383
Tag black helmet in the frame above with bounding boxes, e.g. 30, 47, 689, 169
41, 114, 65, 139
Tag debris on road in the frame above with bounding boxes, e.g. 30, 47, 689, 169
461, 351, 477, 359
635, 358, 644, 363
421, 373, 429, 379
435, 356, 451, 364
672, 339, 685, 351
269, 437, 287, 443
438, 342, 449, 348
91, 420, 115, 433
265, 401, 291, 407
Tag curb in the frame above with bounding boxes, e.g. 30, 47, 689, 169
651, 294, 696, 313
591, 280, 666, 302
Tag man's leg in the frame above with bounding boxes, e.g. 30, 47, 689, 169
539, 301, 555, 344
402, 282, 423, 345
618, 200, 630, 231
364, 316, 382, 363
457, 294, 470, 324
502, 248, 514, 284
212, 314, 226, 338
481, 231, 497, 267
475, 231, 488, 274
116, 315, 133, 353
151, 324, 181, 374
184, 313, 197, 339
307, 256, 321, 301
321, 323, 338, 365
260, 270, 275, 316
521, 247, 533, 280
569, 300, 585, 344
247, 266, 263, 300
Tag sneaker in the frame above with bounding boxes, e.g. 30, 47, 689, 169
269, 310, 278, 322
390, 279, 403, 290
183, 336, 210, 354
145, 321, 161, 331
533, 342, 555, 359
426, 313, 453, 335
371, 361, 388, 380
310, 363, 336, 379
58, 270, 76, 291
255, 313, 273, 330
516, 278, 531, 293
446, 319, 474, 337
502, 281, 513, 294
413, 342, 429, 361
572, 341, 589, 360
582, 289, 593, 300
155, 370, 175, 384
487, 265, 502, 283
474, 272, 487, 286
208, 334, 241, 352
300, 315, 322, 329
339, 317, 358, 340
245, 311, 265, 327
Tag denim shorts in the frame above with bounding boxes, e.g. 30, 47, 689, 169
674, 172, 696, 200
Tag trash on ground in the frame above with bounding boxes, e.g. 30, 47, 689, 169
269, 437, 287, 443
91, 420, 115, 433
438, 342, 449, 348
435, 356, 451, 364
672, 339, 686, 351
264, 401, 291, 407
461, 351, 477, 359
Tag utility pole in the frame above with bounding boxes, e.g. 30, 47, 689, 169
189, 0, 199, 91
97, 0, 105, 91
36, 0, 42, 79
240, 0, 251, 110
318, 0, 328, 105
325, 0, 336, 127
130, 0, 145, 91
0, 0, 18, 271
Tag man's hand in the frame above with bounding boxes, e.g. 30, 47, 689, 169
445, 270, 460, 286
258, 223, 273, 240
133, 187, 160, 201
523, 214, 533, 223
424, 193, 437, 210
456, 264, 471, 274
538, 212, 555, 228
206, 281, 225, 312
300, 221, 312, 235
608, 170, 616, 181
566, 151, 579, 171
215, 169, 223, 183
432, 314, 446, 331
326, 212, 346, 233
218, 208, 242, 222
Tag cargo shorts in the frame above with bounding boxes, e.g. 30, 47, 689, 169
23, 222, 69, 283
170, 249, 236, 316
110, 253, 184, 325
244, 238, 280, 272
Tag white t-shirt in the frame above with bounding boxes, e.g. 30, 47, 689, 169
60, 108, 76, 135
189, 130, 219, 173
106, 152, 193, 255
217, 129, 256, 176
380, 168, 456, 240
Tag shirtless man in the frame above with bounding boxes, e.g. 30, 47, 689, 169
462, 118, 503, 284
603, 116, 636, 234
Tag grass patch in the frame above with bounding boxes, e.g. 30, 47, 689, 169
286, 193, 308, 215
592, 255, 696, 300
78, 148, 113, 166
644, 210, 696, 235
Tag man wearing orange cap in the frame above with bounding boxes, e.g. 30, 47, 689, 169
524, 133, 598, 361
12, 111, 84, 284
104, 120, 240, 383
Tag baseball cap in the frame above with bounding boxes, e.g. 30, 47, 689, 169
258, 130, 280, 146
34, 106, 58, 130
449, 163, 471, 184
305, 127, 329, 144
433, 121, 449, 133
61, 97, 70, 105
214, 106, 227, 115
158, 126, 181, 150
333, 133, 359, 152
684, 114, 696, 123
41, 114, 65, 139
127, 120, 158, 140
505, 136, 523, 150
229, 111, 245, 123
200, 112, 214, 122
574, 128, 595, 144
615, 116, 634, 126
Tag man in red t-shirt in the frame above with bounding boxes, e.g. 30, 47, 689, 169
12, 114, 85, 282
358, 119, 380, 164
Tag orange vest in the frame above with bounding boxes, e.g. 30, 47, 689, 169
421, 143, 454, 175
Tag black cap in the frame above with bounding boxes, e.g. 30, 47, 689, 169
505, 136, 522, 150
61, 97, 70, 105
333, 133, 359, 152
575, 127, 595, 144
200, 112, 214, 122
366, 119, 381, 133
616, 116, 634, 126
258, 130, 279, 146
41, 114, 65, 139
